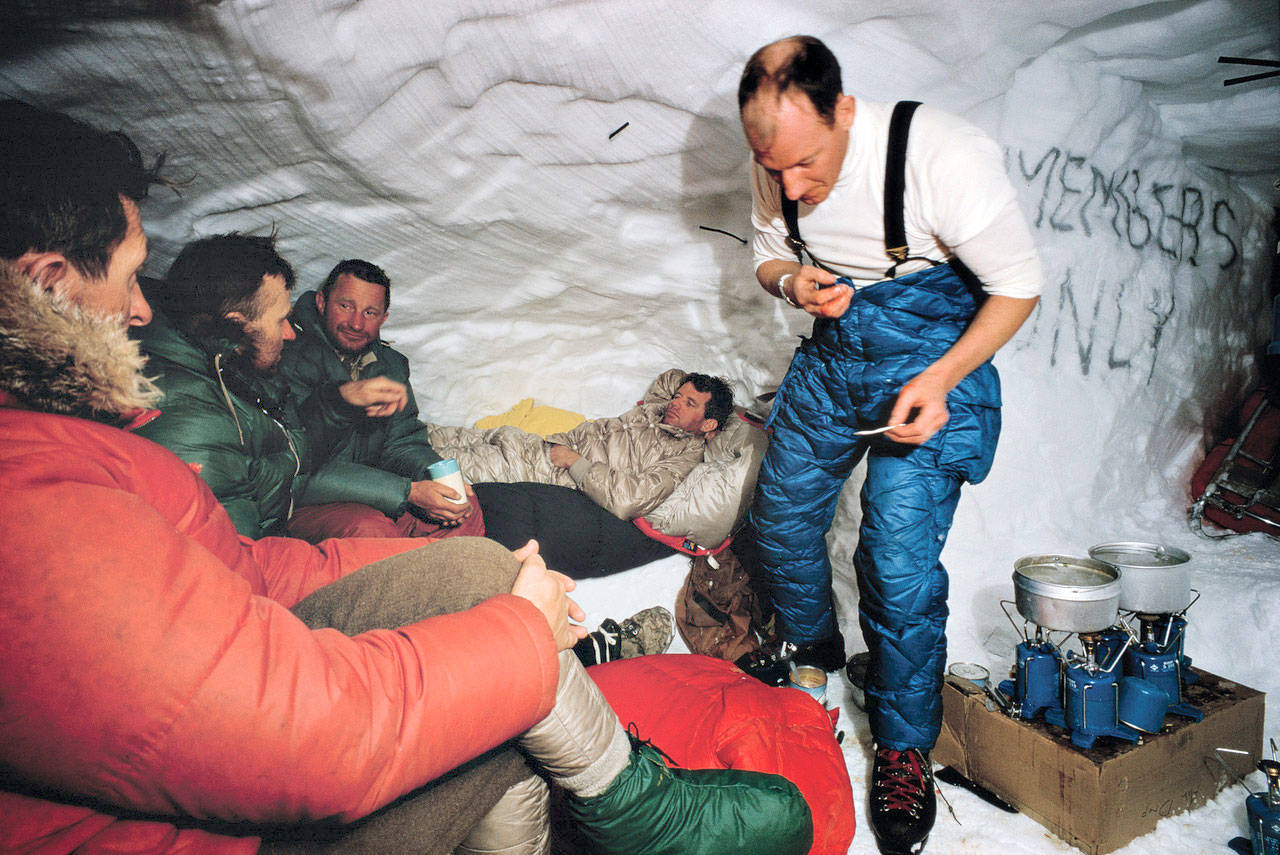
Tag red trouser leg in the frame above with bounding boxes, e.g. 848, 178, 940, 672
393, 500, 487, 539
287, 502, 402, 542
288, 500, 487, 543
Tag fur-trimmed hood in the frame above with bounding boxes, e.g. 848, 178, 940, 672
0, 260, 160, 418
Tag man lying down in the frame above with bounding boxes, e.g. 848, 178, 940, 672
428, 369, 734, 520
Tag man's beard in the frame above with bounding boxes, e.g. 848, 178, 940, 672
242, 326, 282, 374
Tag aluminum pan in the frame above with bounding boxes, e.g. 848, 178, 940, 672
1012, 554, 1121, 632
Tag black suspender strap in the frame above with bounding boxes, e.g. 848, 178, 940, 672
781, 194, 839, 275
780, 194, 807, 266
883, 100, 921, 267
778, 100, 923, 277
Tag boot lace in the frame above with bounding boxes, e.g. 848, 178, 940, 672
873, 748, 931, 816
626, 722, 680, 768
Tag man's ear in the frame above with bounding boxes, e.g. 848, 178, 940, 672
698, 417, 720, 436
314, 291, 326, 315
224, 310, 248, 328
834, 93, 855, 132
18, 251, 75, 293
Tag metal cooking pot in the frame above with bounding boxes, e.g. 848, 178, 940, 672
1088, 541, 1191, 614
1012, 554, 1121, 632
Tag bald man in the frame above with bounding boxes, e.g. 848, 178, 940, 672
737, 35, 1041, 855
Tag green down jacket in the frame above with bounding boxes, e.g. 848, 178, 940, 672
276, 290, 442, 518
131, 309, 380, 538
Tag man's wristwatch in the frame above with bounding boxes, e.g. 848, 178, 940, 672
778, 273, 801, 308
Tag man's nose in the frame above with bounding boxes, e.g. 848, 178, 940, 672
129, 285, 153, 327
282, 321, 297, 341
781, 169, 806, 201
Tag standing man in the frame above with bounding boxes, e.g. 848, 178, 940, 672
737, 36, 1041, 855
279, 259, 483, 542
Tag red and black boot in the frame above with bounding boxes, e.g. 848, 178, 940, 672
868, 746, 936, 854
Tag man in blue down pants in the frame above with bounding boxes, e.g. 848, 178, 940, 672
736, 36, 1042, 855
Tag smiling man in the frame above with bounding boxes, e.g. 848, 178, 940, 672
132, 236, 409, 538
278, 259, 484, 542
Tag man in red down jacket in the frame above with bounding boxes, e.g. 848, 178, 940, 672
0, 99, 813, 855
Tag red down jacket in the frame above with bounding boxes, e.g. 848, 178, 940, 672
0, 403, 559, 854
590, 654, 855, 855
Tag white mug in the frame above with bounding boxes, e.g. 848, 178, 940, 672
427, 458, 468, 504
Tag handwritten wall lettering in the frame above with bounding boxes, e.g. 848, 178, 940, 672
1008, 145, 1258, 383
1010, 147, 1241, 271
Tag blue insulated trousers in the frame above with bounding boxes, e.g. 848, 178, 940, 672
749, 262, 1001, 750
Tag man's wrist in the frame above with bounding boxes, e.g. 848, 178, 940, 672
778, 273, 800, 308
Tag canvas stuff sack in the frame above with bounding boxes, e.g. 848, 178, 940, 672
676, 545, 776, 662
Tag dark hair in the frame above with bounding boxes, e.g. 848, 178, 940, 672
737, 35, 843, 123
681, 373, 735, 431
152, 233, 294, 346
0, 99, 166, 276
320, 258, 391, 308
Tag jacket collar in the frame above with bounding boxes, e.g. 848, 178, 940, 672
0, 261, 161, 420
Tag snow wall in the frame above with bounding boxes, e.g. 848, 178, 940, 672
4, 0, 1280, 756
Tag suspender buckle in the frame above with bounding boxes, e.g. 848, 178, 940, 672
887, 244, 909, 263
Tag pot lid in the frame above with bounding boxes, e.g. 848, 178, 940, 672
1089, 541, 1190, 568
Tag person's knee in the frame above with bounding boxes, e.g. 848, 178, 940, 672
419, 536, 521, 598
291, 537, 523, 631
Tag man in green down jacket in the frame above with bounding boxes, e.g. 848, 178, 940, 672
133, 235, 411, 539
277, 258, 484, 543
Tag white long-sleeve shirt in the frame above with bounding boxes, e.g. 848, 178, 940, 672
751, 99, 1042, 299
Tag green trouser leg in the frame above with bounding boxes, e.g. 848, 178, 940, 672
522, 650, 815, 855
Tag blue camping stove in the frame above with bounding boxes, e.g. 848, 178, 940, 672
1045, 632, 1142, 750
1123, 612, 1203, 722
1249, 759, 1280, 855
997, 636, 1062, 721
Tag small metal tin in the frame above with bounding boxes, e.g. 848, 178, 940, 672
788, 664, 828, 706
947, 662, 990, 688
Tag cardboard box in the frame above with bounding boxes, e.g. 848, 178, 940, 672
934, 669, 1264, 855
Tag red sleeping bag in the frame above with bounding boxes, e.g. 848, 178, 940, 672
589, 654, 855, 855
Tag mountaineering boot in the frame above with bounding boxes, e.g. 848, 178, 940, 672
869, 747, 936, 855
573, 606, 674, 667
793, 629, 847, 671
735, 628, 846, 685
521, 651, 811, 855
845, 650, 871, 710
734, 639, 797, 686
617, 605, 674, 659
564, 733, 814, 855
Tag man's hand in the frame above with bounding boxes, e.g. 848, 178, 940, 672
339, 377, 408, 418
784, 265, 853, 319
408, 479, 474, 526
548, 444, 581, 470
510, 540, 587, 651
883, 294, 1039, 446
885, 370, 950, 446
